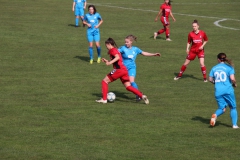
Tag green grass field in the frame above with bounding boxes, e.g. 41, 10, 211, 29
1, 0, 240, 159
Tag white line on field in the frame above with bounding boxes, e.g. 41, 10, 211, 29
93, 3, 240, 30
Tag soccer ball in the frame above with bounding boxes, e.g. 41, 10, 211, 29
107, 92, 116, 102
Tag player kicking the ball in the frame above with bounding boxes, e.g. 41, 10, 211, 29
96, 38, 149, 104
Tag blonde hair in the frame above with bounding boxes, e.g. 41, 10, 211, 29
125, 35, 137, 42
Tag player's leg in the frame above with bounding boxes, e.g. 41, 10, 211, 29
199, 52, 207, 82
80, 9, 85, 27
154, 17, 166, 39
121, 73, 149, 104
94, 31, 101, 63
174, 57, 192, 80
224, 93, 238, 128
75, 8, 80, 27
96, 70, 117, 103
128, 68, 141, 101
165, 24, 171, 41
87, 31, 94, 64
210, 96, 227, 127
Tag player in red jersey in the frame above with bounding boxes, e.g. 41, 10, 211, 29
96, 38, 149, 104
154, 0, 176, 41
174, 20, 208, 82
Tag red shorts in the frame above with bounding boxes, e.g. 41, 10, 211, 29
186, 50, 205, 60
161, 16, 169, 26
107, 69, 129, 84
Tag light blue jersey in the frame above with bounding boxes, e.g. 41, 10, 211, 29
209, 63, 235, 97
118, 46, 142, 68
74, 0, 86, 9
84, 13, 102, 42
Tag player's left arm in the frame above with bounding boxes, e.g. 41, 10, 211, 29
84, 1, 87, 9
170, 11, 176, 21
141, 51, 161, 57
230, 74, 237, 87
105, 54, 119, 66
199, 32, 208, 50
72, 2, 76, 11
95, 18, 103, 28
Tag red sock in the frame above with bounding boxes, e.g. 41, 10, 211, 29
178, 65, 187, 77
201, 66, 207, 79
126, 86, 143, 98
158, 29, 165, 34
165, 28, 170, 38
101, 80, 108, 100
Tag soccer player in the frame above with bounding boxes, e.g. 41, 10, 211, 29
96, 38, 149, 104
118, 35, 161, 101
209, 53, 238, 129
174, 20, 208, 82
83, 5, 103, 64
72, 0, 87, 27
154, 0, 176, 41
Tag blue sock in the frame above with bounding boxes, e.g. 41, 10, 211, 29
97, 47, 101, 58
230, 108, 238, 126
89, 47, 93, 60
215, 108, 225, 117
131, 82, 138, 89
75, 18, 79, 26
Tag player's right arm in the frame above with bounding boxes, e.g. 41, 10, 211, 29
155, 9, 162, 22
186, 33, 191, 54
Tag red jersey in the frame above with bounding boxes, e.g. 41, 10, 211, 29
188, 30, 208, 51
160, 3, 171, 17
109, 48, 127, 70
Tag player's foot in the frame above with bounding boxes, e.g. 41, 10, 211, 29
154, 32, 158, 40
204, 79, 208, 82
96, 98, 107, 104
232, 125, 239, 129
174, 76, 181, 80
166, 38, 172, 41
90, 59, 93, 64
75, 25, 79, 28
210, 114, 217, 127
142, 95, 149, 104
136, 95, 142, 102
97, 57, 101, 63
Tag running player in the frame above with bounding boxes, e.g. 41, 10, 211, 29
118, 35, 160, 101
96, 38, 149, 104
83, 5, 103, 64
209, 53, 238, 129
174, 20, 208, 82
154, 0, 176, 41
72, 0, 87, 27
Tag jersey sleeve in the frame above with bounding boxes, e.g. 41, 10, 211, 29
160, 4, 164, 10
229, 67, 235, 75
203, 31, 208, 41
97, 13, 102, 20
109, 48, 118, 57
136, 47, 143, 55
118, 46, 123, 53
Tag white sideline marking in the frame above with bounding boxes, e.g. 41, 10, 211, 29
93, 3, 240, 31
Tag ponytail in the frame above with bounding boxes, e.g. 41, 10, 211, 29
105, 38, 118, 48
217, 52, 234, 66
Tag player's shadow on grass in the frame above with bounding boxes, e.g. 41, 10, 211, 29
191, 116, 232, 128
74, 56, 89, 62
68, 24, 76, 27
174, 73, 202, 81
149, 35, 165, 40
92, 91, 133, 102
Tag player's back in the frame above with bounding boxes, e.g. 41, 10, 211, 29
211, 63, 234, 96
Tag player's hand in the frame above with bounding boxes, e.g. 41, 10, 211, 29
155, 53, 161, 56
101, 58, 107, 62
154, 18, 158, 22
233, 83, 237, 87
199, 46, 204, 50
87, 24, 91, 28
186, 49, 189, 54
106, 61, 111, 66
173, 18, 176, 22
72, 8, 74, 12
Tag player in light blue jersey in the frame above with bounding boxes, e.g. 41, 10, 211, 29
83, 5, 103, 64
209, 53, 238, 129
72, 0, 87, 27
118, 35, 161, 101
